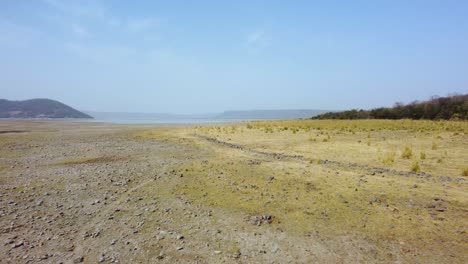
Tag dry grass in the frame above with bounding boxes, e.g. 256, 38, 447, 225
136, 119, 468, 262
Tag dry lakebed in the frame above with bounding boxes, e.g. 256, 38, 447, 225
0, 120, 467, 263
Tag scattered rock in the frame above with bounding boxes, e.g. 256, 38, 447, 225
248, 214, 274, 226
12, 241, 24, 248
73, 256, 84, 263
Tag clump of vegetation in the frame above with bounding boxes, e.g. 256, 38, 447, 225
382, 151, 395, 165
462, 168, 468, 176
431, 142, 437, 150
411, 161, 421, 172
312, 94, 468, 120
420, 152, 426, 160
401, 146, 413, 159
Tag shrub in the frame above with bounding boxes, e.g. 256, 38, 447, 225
431, 142, 437, 150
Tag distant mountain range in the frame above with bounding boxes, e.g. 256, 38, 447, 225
84, 109, 328, 122
0, 99, 93, 119
0, 98, 328, 121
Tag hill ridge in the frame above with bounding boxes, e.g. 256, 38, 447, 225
0, 98, 92, 119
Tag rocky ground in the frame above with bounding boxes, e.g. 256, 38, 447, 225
0, 121, 466, 263
0, 122, 326, 263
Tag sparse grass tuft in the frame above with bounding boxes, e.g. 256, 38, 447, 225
410, 161, 421, 172
420, 152, 426, 160
401, 146, 413, 159
462, 168, 468, 176
382, 151, 395, 165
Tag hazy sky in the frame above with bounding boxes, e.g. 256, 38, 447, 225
1, 1, 467, 113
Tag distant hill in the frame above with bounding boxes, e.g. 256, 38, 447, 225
312, 94, 468, 120
216, 109, 328, 120
0, 98, 92, 119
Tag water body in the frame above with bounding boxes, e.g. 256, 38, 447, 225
0, 110, 329, 124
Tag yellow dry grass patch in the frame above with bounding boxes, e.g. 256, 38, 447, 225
193, 120, 468, 177
137, 119, 468, 259
174, 147, 466, 250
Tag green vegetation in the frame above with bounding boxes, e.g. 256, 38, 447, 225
312, 94, 468, 120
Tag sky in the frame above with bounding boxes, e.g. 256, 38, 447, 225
1, 0, 468, 113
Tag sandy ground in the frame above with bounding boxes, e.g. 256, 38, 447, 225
0, 121, 466, 263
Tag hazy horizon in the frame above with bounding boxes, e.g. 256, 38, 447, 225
2, 1, 468, 114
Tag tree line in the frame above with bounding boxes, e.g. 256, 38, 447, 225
312, 94, 468, 120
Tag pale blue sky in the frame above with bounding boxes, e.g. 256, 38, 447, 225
1, 0, 467, 113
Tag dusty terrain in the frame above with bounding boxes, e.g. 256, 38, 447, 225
0, 120, 467, 263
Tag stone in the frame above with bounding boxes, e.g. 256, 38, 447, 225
73, 256, 84, 263
12, 241, 24, 248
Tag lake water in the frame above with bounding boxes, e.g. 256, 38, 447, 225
0, 117, 266, 124
0, 109, 324, 124
79, 117, 256, 124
